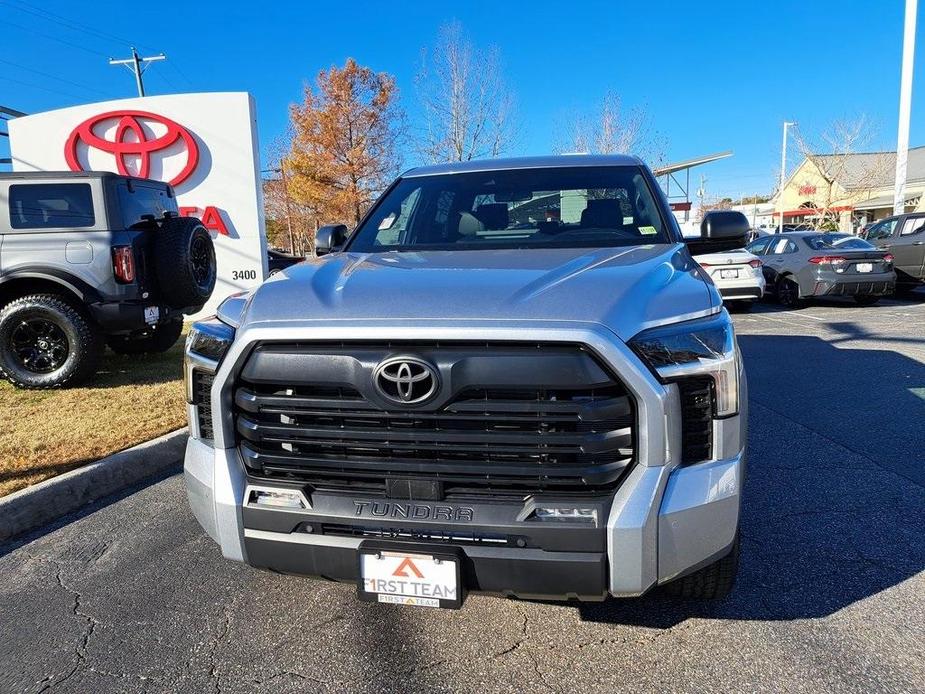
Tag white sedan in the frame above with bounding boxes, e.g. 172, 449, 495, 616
695, 249, 766, 307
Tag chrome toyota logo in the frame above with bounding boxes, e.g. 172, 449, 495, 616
374, 357, 439, 405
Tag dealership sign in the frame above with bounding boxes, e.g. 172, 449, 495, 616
8, 92, 267, 314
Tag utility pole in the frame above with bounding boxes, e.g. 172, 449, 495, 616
777, 121, 796, 233
893, 0, 918, 216
108, 47, 166, 97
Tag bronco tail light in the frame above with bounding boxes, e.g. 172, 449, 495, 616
808, 256, 846, 265
112, 246, 136, 283
748, 259, 762, 268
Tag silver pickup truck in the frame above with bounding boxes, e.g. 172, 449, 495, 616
184, 155, 748, 608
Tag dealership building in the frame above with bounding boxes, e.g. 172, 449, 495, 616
772, 145, 925, 232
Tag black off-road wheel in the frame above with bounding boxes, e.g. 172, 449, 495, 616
776, 275, 803, 309
661, 533, 740, 600
154, 217, 217, 309
106, 318, 184, 355
0, 294, 102, 389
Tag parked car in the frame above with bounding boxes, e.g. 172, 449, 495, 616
694, 248, 765, 309
0, 171, 217, 388
267, 248, 304, 276
745, 232, 895, 307
184, 155, 749, 607
859, 213, 925, 293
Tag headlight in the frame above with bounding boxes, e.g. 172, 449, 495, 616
185, 318, 235, 363
629, 311, 740, 417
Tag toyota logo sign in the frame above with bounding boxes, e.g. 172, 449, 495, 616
374, 357, 439, 405
64, 110, 200, 187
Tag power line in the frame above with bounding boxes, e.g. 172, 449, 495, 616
0, 75, 88, 101
1, 0, 158, 53
0, 58, 111, 97
0, 17, 110, 57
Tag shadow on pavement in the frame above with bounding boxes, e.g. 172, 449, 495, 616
580, 334, 925, 626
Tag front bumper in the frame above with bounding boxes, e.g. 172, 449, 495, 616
184, 437, 745, 599
184, 319, 746, 601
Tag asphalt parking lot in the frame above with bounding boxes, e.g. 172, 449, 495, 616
2, 294, 924, 694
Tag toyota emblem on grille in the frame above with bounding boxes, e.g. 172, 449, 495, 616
374, 357, 439, 405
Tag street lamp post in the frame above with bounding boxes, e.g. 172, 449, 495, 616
893, 0, 918, 216
777, 121, 796, 233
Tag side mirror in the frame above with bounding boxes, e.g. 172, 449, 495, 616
315, 224, 349, 256
686, 211, 749, 254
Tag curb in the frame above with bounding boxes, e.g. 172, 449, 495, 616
0, 428, 188, 543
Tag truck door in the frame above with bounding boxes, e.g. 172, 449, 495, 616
891, 215, 925, 281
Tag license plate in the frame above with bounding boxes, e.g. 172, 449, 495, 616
358, 545, 462, 609
856, 263, 873, 273
143, 306, 160, 324
720, 269, 739, 279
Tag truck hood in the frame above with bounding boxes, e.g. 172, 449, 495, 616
242, 245, 717, 342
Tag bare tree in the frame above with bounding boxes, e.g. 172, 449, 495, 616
790, 115, 891, 231
416, 21, 517, 163
556, 92, 667, 166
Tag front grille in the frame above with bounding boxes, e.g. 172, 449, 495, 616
234, 342, 635, 495
678, 377, 714, 464
192, 371, 215, 441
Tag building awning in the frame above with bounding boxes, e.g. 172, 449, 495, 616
852, 192, 921, 211
772, 206, 852, 218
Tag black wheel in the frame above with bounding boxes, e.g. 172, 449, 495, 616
853, 294, 880, 306
106, 318, 184, 355
154, 217, 217, 309
776, 275, 802, 308
0, 294, 102, 389
661, 533, 739, 600
895, 284, 921, 297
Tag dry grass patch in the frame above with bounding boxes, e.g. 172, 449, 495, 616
0, 338, 186, 497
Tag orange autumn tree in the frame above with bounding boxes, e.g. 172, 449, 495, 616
286, 59, 404, 227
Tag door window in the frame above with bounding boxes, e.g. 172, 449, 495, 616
746, 237, 771, 255
900, 217, 925, 236
769, 238, 791, 254
8, 183, 95, 229
866, 219, 897, 240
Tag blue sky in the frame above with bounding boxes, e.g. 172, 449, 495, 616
1, 0, 922, 198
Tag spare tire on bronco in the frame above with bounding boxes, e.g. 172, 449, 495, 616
155, 217, 217, 309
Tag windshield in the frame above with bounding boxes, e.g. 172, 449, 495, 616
803, 234, 875, 251
346, 166, 673, 252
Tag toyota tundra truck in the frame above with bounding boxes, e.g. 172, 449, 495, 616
184, 155, 747, 608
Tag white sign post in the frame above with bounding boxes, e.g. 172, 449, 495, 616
8, 92, 268, 316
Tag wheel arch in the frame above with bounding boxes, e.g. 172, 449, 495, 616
0, 269, 102, 308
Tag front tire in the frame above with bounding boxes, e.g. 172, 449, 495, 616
661, 533, 739, 600
0, 294, 102, 389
